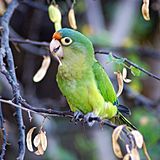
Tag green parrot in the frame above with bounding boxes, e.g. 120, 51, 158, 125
49, 28, 135, 128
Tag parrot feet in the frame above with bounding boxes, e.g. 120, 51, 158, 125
72, 111, 97, 127
84, 112, 96, 127
72, 111, 84, 122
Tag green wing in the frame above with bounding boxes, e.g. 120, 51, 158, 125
92, 61, 117, 104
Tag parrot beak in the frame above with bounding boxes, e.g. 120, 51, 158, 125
49, 38, 64, 65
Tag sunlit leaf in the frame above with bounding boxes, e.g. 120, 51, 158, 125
115, 58, 125, 65
130, 66, 141, 77
106, 52, 114, 63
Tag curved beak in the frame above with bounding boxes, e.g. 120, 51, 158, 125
49, 39, 64, 58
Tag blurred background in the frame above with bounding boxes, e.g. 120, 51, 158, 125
0, 0, 160, 159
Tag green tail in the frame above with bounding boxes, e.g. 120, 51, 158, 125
118, 112, 137, 130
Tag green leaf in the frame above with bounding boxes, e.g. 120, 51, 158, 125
106, 52, 114, 63
114, 58, 125, 64
130, 66, 141, 76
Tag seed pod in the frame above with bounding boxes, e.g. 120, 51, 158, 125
54, 21, 62, 31
26, 127, 36, 152
68, 8, 77, 30
0, 1, 6, 16
33, 56, 51, 82
40, 131, 47, 151
122, 68, 131, 83
35, 144, 44, 155
142, 0, 150, 21
48, 4, 62, 23
33, 133, 41, 148
112, 125, 124, 158
114, 71, 124, 97
131, 130, 144, 149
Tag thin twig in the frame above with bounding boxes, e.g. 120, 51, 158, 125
0, 0, 25, 159
95, 51, 160, 81
0, 104, 7, 160
109, 46, 160, 60
9, 38, 49, 47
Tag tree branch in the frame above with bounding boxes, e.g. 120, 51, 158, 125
95, 51, 160, 81
7, 37, 160, 81
0, 104, 7, 160
0, 99, 117, 129
0, 1, 25, 159
8, 37, 160, 60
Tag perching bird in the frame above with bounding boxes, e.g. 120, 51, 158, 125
49, 28, 135, 129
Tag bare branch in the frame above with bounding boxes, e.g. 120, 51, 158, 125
0, 0, 25, 159
10, 38, 49, 47
0, 104, 7, 160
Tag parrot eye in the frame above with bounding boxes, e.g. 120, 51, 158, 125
61, 37, 72, 46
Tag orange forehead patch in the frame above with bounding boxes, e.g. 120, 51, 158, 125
52, 32, 62, 40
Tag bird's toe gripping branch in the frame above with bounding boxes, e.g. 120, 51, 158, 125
72, 111, 97, 126
84, 112, 97, 126
72, 111, 84, 122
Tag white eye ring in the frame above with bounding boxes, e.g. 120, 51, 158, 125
61, 37, 72, 46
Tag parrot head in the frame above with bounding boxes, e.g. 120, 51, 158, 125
49, 28, 94, 65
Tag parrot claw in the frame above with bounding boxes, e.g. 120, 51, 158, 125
72, 111, 84, 122
84, 112, 96, 127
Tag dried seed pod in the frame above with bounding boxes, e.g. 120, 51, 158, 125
122, 68, 131, 83
68, 8, 77, 30
114, 71, 124, 97
123, 68, 127, 79
0, 0, 6, 16
33, 133, 41, 148
123, 154, 132, 160
40, 131, 47, 151
48, 4, 62, 23
131, 130, 144, 149
33, 56, 51, 82
123, 148, 140, 160
35, 144, 44, 155
112, 125, 124, 158
142, 0, 150, 21
130, 148, 140, 160
26, 127, 36, 152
